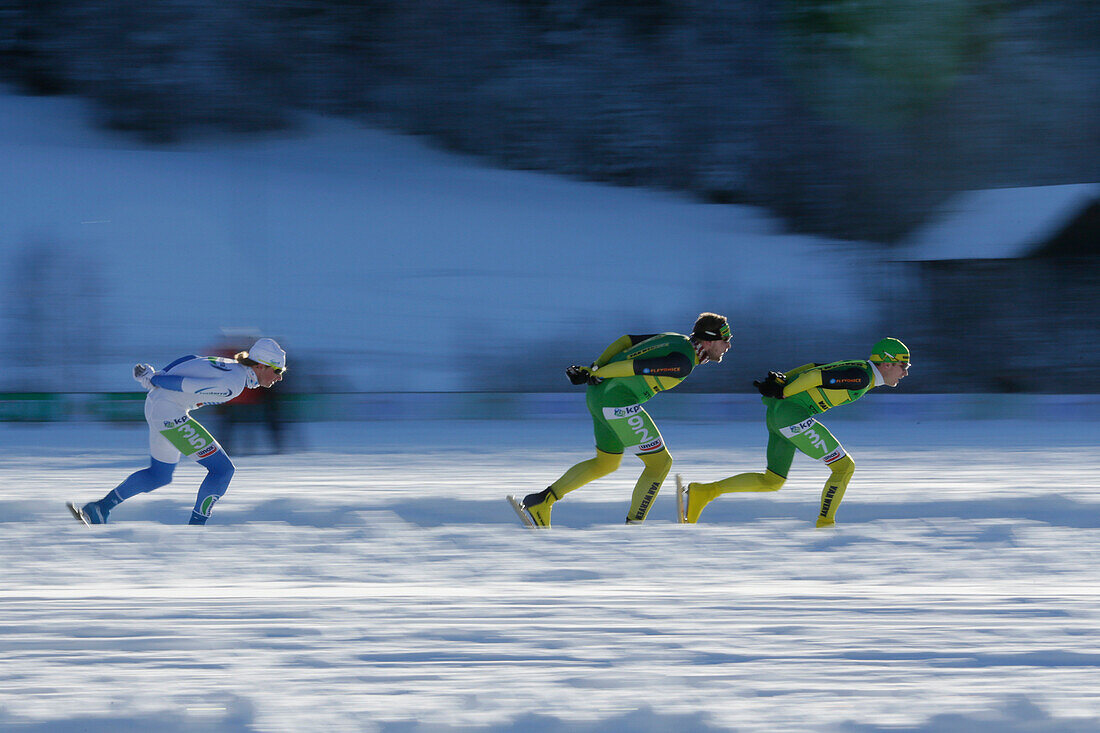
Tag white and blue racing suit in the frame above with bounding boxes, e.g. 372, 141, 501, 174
145, 355, 253, 463
90, 355, 259, 524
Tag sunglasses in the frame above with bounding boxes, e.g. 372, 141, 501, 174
261, 364, 285, 375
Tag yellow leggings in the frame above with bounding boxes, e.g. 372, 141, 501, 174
698, 455, 856, 525
816, 455, 855, 526
551, 448, 673, 523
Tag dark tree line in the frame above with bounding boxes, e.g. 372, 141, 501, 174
2, 0, 1097, 241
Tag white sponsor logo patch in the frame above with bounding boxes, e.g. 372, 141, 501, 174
604, 403, 643, 420
779, 417, 816, 438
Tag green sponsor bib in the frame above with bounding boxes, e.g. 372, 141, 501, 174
159, 419, 216, 456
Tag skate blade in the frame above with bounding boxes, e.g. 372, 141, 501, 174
675, 475, 686, 524
66, 502, 90, 527
506, 495, 536, 529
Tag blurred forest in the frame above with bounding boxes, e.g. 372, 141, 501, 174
2, 0, 1097, 242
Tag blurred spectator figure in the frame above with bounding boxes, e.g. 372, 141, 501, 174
209, 329, 286, 455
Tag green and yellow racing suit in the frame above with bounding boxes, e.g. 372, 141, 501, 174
585, 333, 701, 455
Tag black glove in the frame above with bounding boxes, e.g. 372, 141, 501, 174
566, 365, 603, 386
566, 365, 592, 386
753, 371, 787, 399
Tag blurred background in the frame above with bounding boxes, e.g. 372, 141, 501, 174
1, 0, 1097, 429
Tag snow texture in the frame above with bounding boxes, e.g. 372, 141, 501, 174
1, 415, 1099, 732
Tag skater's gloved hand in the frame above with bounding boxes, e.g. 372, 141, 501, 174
753, 371, 787, 399
133, 363, 156, 390
566, 365, 592, 385
566, 365, 603, 386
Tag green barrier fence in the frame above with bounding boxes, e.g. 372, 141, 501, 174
1, 392, 1097, 423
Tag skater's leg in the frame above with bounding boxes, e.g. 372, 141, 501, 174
522, 449, 621, 527
551, 449, 623, 498
626, 448, 672, 523
189, 450, 235, 525
84, 458, 176, 523
816, 455, 855, 528
82, 416, 181, 524
685, 432, 793, 523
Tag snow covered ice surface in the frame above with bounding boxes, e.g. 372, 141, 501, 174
2, 416, 1099, 733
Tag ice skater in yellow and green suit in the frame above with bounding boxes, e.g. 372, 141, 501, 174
510, 313, 732, 528
678, 338, 910, 527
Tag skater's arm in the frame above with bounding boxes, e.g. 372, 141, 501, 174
784, 363, 820, 379
592, 334, 657, 367
780, 369, 822, 397
817, 364, 871, 391
150, 373, 233, 395
591, 351, 692, 379
782, 363, 870, 397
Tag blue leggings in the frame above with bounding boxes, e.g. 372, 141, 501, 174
101, 451, 234, 524
104, 458, 176, 506
191, 450, 235, 524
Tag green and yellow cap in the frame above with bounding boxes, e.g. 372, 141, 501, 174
869, 337, 910, 365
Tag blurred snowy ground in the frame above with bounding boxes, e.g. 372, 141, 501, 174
1, 415, 1098, 732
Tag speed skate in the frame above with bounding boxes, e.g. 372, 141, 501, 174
66, 502, 90, 527
675, 474, 687, 523
506, 495, 536, 528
